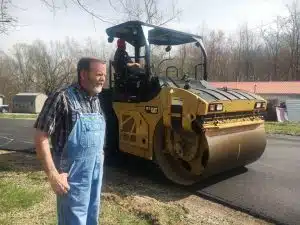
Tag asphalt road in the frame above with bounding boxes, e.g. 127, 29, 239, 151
0, 118, 36, 152
192, 135, 300, 225
0, 118, 299, 225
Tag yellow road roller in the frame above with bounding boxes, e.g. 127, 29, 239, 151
100, 20, 267, 186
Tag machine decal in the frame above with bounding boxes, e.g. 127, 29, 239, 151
170, 97, 183, 129
171, 97, 183, 106
145, 106, 158, 114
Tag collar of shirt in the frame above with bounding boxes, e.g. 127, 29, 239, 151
73, 83, 100, 102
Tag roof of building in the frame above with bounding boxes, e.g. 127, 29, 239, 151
15, 92, 46, 96
209, 81, 300, 94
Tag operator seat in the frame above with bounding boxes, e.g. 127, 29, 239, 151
111, 60, 146, 101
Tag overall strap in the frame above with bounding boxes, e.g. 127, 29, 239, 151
66, 86, 82, 112
58, 86, 82, 169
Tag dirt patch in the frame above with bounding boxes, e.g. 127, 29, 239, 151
175, 195, 269, 225
101, 163, 272, 225
103, 193, 188, 225
0, 150, 273, 225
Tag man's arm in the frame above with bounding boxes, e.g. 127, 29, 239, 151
127, 62, 141, 68
33, 92, 69, 195
34, 130, 57, 177
34, 130, 69, 195
124, 51, 141, 68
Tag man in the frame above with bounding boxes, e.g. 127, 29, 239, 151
113, 38, 143, 76
34, 57, 107, 225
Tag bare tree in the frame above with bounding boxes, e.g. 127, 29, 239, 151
283, 1, 300, 80
235, 23, 262, 81
0, 0, 17, 34
28, 39, 78, 95
81, 37, 110, 60
10, 43, 36, 92
108, 0, 182, 25
261, 16, 284, 80
5, 0, 300, 92
0, 52, 19, 104
5, 39, 78, 95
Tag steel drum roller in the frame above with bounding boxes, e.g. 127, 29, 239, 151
200, 123, 267, 178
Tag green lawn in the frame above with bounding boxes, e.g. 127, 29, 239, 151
0, 180, 44, 212
265, 121, 300, 136
0, 113, 38, 120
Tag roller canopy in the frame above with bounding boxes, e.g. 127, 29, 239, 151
105, 20, 203, 47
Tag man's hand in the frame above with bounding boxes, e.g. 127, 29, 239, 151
34, 129, 70, 195
48, 172, 70, 195
127, 62, 141, 68
134, 63, 141, 68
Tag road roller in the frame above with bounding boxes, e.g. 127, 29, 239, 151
100, 20, 267, 186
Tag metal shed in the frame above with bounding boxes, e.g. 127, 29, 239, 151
12, 93, 48, 113
0, 94, 4, 105
286, 99, 300, 122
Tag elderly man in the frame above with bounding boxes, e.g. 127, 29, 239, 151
34, 57, 107, 225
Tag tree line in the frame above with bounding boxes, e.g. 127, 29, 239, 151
1, 0, 300, 105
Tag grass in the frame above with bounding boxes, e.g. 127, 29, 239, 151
0, 150, 188, 225
0, 113, 38, 120
0, 180, 44, 213
265, 121, 300, 136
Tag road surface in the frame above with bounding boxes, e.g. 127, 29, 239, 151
191, 135, 300, 225
0, 118, 35, 152
0, 118, 299, 225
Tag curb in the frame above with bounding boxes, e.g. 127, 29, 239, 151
267, 134, 300, 142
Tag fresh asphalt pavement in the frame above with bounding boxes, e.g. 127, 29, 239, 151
0, 118, 36, 152
0, 118, 299, 225
191, 135, 300, 225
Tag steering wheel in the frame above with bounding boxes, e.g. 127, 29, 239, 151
166, 66, 179, 79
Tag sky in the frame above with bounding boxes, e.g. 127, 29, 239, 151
0, 0, 295, 53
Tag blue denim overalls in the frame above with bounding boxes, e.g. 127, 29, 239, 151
55, 86, 106, 225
